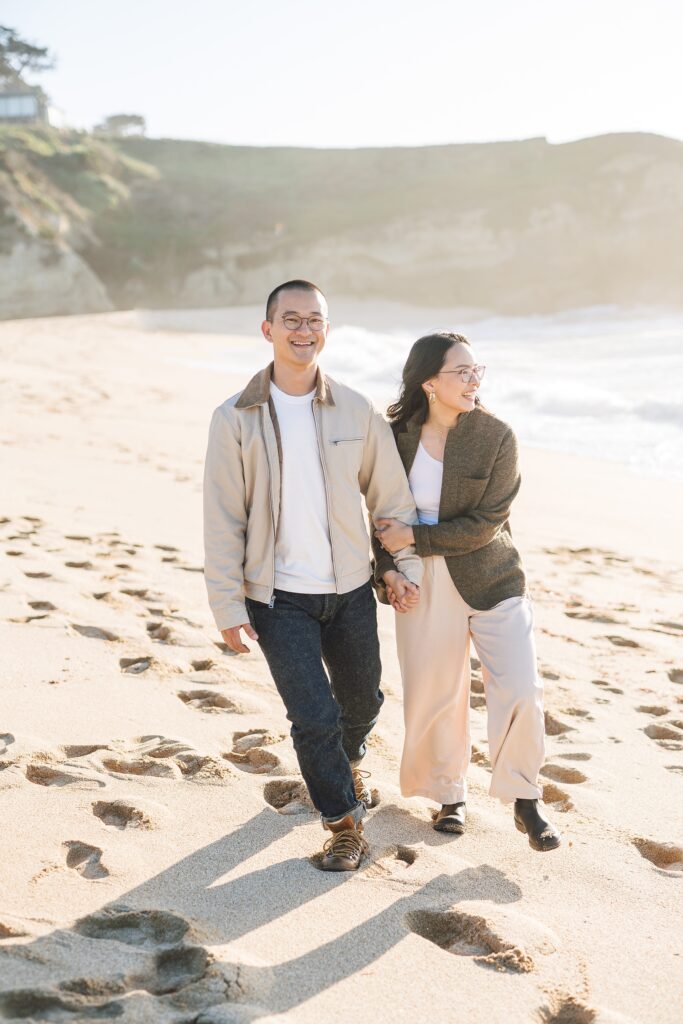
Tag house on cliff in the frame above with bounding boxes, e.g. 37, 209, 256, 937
0, 79, 48, 125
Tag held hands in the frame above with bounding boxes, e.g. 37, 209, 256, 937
383, 569, 420, 614
221, 623, 259, 654
375, 517, 415, 555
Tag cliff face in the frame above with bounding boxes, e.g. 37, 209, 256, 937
0, 127, 156, 318
1, 129, 682, 319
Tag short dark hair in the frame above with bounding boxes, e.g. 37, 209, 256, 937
266, 279, 326, 322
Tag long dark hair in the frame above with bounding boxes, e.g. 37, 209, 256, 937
387, 331, 478, 431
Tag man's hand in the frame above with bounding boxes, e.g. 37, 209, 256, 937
383, 569, 420, 614
221, 623, 259, 654
375, 518, 415, 555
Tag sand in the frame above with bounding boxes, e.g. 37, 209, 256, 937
0, 310, 681, 1024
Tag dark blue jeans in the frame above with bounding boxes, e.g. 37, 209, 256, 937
246, 580, 383, 824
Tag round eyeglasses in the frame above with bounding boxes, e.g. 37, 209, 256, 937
439, 364, 486, 384
279, 315, 328, 331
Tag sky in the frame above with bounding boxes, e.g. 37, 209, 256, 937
3, 0, 682, 148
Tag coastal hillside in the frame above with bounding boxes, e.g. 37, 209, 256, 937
1, 128, 682, 318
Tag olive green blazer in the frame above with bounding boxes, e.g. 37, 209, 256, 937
373, 406, 527, 610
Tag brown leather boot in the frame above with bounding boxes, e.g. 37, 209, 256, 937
319, 814, 368, 871
351, 766, 379, 808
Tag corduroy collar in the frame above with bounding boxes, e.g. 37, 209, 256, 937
235, 362, 335, 409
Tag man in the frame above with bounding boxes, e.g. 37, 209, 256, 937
203, 280, 421, 871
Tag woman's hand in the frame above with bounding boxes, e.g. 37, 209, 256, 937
383, 569, 420, 613
375, 518, 415, 555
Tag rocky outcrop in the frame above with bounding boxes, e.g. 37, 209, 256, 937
0, 239, 112, 318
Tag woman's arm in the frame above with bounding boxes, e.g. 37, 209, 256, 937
377, 429, 520, 559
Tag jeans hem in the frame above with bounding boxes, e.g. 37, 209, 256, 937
322, 800, 365, 827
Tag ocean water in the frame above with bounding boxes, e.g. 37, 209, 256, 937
170, 305, 683, 479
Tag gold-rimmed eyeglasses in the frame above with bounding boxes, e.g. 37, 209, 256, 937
278, 315, 328, 331
439, 364, 486, 383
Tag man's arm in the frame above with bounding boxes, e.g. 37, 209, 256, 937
203, 405, 252, 634
412, 429, 520, 557
359, 407, 423, 588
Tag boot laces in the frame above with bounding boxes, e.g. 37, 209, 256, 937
323, 827, 368, 860
352, 767, 371, 800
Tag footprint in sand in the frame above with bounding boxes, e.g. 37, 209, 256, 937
537, 992, 631, 1024
542, 783, 574, 812
92, 800, 153, 829
632, 837, 683, 875
544, 712, 575, 736
64, 560, 94, 570
177, 689, 240, 713
119, 656, 153, 674
223, 729, 286, 774
63, 841, 109, 879
362, 844, 421, 879
69, 907, 211, 1001
592, 679, 624, 695
565, 609, 623, 624
146, 620, 172, 642
636, 705, 669, 717
603, 634, 641, 649
562, 707, 594, 721
24, 571, 52, 579
60, 744, 108, 758
643, 723, 682, 740
191, 658, 214, 672
28, 600, 56, 612
540, 764, 588, 784
557, 752, 591, 762
25, 762, 106, 788
470, 694, 486, 709
263, 778, 314, 815
70, 623, 119, 641
404, 904, 558, 973
668, 668, 683, 684
100, 756, 181, 779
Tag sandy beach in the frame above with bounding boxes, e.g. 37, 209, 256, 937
1, 310, 682, 1024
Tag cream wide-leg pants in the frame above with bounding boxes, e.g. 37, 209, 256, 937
396, 555, 545, 805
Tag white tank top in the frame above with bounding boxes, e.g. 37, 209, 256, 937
408, 442, 443, 525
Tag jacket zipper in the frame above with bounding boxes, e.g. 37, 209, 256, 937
313, 401, 341, 592
261, 404, 277, 608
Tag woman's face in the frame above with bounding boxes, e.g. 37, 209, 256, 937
423, 342, 482, 415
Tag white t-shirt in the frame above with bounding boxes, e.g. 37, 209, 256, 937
408, 442, 443, 525
270, 382, 336, 593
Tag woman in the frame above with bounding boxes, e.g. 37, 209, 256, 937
375, 331, 560, 852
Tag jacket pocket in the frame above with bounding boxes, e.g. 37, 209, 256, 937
458, 475, 490, 508
330, 437, 364, 445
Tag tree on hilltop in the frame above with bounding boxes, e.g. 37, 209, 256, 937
94, 114, 147, 137
0, 25, 54, 83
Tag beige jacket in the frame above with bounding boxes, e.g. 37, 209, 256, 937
204, 364, 422, 631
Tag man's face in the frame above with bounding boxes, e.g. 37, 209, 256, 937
261, 288, 329, 371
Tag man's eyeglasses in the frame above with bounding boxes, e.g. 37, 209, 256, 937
279, 315, 328, 332
439, 364, 486, 384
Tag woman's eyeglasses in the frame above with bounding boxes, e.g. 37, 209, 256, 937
439, 364, 486, 384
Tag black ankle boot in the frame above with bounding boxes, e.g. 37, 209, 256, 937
514, 799, 561, 852
433, 802, 467, 834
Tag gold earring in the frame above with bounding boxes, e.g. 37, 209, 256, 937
429, 391, 435, 403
